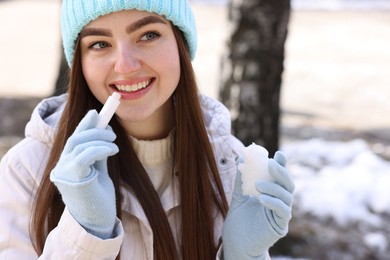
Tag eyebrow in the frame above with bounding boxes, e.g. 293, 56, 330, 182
126, 15, 167, 34
80, 28, 112, 39
80, 15, 167, 39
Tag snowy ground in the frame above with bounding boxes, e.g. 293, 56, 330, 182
283, 139, 390, 225
282, 138, 390, 257
0, 0, 389, 257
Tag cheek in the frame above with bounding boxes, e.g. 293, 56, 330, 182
81, 58, 96, 84
81, 57, 106, 89
156, 43, 181, 86
81, 57, 108, 103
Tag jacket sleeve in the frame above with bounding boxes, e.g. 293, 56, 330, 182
40, 208, 124, 259
0, 139, 124, 259
0, 140, 42, 259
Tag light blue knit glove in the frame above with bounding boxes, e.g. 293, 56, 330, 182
50, 110, 119, 239
222, 151, 295, 260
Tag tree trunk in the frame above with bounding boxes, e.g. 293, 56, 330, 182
220, 0, 291, 156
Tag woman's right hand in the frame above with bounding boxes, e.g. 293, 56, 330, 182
50, 110, 119, 239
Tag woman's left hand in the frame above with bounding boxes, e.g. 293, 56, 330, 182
222, 151, 295, 260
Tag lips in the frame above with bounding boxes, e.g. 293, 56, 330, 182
110, 78, 153, 93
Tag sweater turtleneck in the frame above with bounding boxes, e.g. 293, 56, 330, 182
129, 131, 174, 197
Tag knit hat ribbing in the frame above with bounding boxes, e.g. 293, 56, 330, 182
61, 0, 197, 65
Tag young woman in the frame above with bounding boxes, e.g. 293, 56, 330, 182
0, 0, 294, 259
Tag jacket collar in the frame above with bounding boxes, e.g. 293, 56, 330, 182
25, 94, 67, 147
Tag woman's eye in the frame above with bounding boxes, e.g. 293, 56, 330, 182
90, 41, 109, 49
140, 31, 160, 42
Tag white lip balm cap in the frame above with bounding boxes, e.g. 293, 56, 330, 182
96, 92, 121, 129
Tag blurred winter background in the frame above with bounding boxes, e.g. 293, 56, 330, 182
0, 0, 389, 259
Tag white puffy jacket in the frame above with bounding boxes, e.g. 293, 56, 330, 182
0, 94, 244, 259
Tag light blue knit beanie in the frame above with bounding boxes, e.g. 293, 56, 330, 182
61, 0, 197, 65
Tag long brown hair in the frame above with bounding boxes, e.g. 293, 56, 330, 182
31, 25, 228, 259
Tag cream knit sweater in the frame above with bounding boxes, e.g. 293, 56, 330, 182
130, 131, 174, 197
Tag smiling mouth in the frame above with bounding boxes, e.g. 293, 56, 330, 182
111, 79, 153, 93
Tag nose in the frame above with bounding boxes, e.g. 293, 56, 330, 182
114, 45, 141, 74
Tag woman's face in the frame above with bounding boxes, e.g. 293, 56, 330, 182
80, 10, 181, 139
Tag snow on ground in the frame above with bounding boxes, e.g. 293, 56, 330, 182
282, 138, 390, 226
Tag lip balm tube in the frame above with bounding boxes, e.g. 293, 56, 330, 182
96, 92, 121, 129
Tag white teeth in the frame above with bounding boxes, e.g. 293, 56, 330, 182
116, 80, 150, 92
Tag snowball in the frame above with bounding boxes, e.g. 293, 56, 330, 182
238, 143, 272, 196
